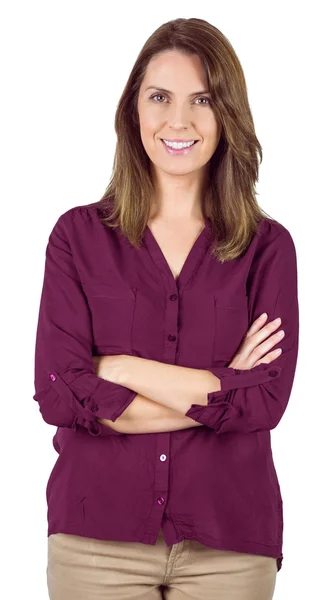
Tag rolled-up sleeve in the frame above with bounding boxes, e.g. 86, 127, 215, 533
33, 213, 138, 437
185, 225, 299, 434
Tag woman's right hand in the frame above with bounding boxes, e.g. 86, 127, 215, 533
228, 313, 285, 370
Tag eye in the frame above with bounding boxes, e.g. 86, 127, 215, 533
195, 97, 211, 105
150, 94, 167, 103
149, 94, 211, 105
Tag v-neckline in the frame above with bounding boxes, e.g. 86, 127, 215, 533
143, 217, 212, 292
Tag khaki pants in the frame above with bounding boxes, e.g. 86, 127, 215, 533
47, 527, 277, 599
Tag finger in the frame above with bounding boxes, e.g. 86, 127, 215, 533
245, 316, 282, 347
250, 329, 285, 359
254, 348, 283, 367
245, 313, 268, 339
229, 316, 283, 368
246, 314, 282, 338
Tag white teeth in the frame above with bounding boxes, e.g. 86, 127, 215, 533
163, 139, 195, 149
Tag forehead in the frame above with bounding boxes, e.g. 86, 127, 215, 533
140, 51, 208, 91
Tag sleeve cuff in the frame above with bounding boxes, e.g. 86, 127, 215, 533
207, 363, 282, 396
185, 363, 282, 430
47, 369, 138, 434
185, 398, 241, 431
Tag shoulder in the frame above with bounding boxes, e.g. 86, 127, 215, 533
256, 216, 297, 254
59, 201, 100, 224
244, 217, 298, 275
50, 202, 103, 236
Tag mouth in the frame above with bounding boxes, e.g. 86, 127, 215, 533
160, 139, 199, 156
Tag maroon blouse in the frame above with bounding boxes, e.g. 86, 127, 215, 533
33, 203, 299, 572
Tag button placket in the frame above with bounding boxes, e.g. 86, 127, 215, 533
150, 286, 178, 534
167, 292, 178, 344
162, 283, 179, 364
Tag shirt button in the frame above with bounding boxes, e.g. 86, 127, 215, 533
91, 404, 99, 412
169, 294, 177, 301
168, 334, 176, 342
269, 370, 278, 377
157, 497, 165, 505
88, 421, 100, 435
160, 454, 167, 461
49, 373, 56, 382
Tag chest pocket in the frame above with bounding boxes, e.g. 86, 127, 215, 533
87, 284, 137, 352
213, 294, 249, 361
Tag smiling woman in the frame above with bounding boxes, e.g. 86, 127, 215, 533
33, 15, 298, 600
136, 50, 222, 192
94, 17, 272, 263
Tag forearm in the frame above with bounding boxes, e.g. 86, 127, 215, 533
98, 393, 203, 434
118, 356, 221, 415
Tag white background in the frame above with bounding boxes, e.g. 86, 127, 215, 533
1, 1, 324, 598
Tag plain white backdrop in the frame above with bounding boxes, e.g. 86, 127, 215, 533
1, 1, 324, 598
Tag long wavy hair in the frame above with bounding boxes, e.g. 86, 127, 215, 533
96, 17, 274, 263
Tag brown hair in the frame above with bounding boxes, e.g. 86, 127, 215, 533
96, 17, 275, 263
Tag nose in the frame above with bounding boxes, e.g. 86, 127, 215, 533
167, 103, 193, 129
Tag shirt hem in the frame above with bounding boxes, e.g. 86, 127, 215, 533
47, 523, 283, 572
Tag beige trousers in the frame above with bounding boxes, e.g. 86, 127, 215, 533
47, 527, 277, 599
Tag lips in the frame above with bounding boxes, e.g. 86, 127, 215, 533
160, 138, 199, 156
160, 139, 199, 145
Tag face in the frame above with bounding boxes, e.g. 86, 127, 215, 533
137, 50, 221, 180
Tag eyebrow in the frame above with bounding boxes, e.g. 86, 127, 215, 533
144, 86, 210, 96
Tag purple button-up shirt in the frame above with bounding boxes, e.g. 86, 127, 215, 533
33, 202, 299, 572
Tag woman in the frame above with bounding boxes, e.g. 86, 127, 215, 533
33, 17, 299, 600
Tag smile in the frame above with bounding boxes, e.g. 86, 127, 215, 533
160, 139, 199, 156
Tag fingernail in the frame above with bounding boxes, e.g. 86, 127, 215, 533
261, 313, 267, 318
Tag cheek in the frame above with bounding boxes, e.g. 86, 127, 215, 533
142, 135, 160, 159
201, 124, 221, 153
139, 128, 156, 156
140, 108, 161, 131
140, 121, 162, 150
200, 111, 219, 133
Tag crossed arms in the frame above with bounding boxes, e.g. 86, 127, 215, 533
92, 354, 221, 434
